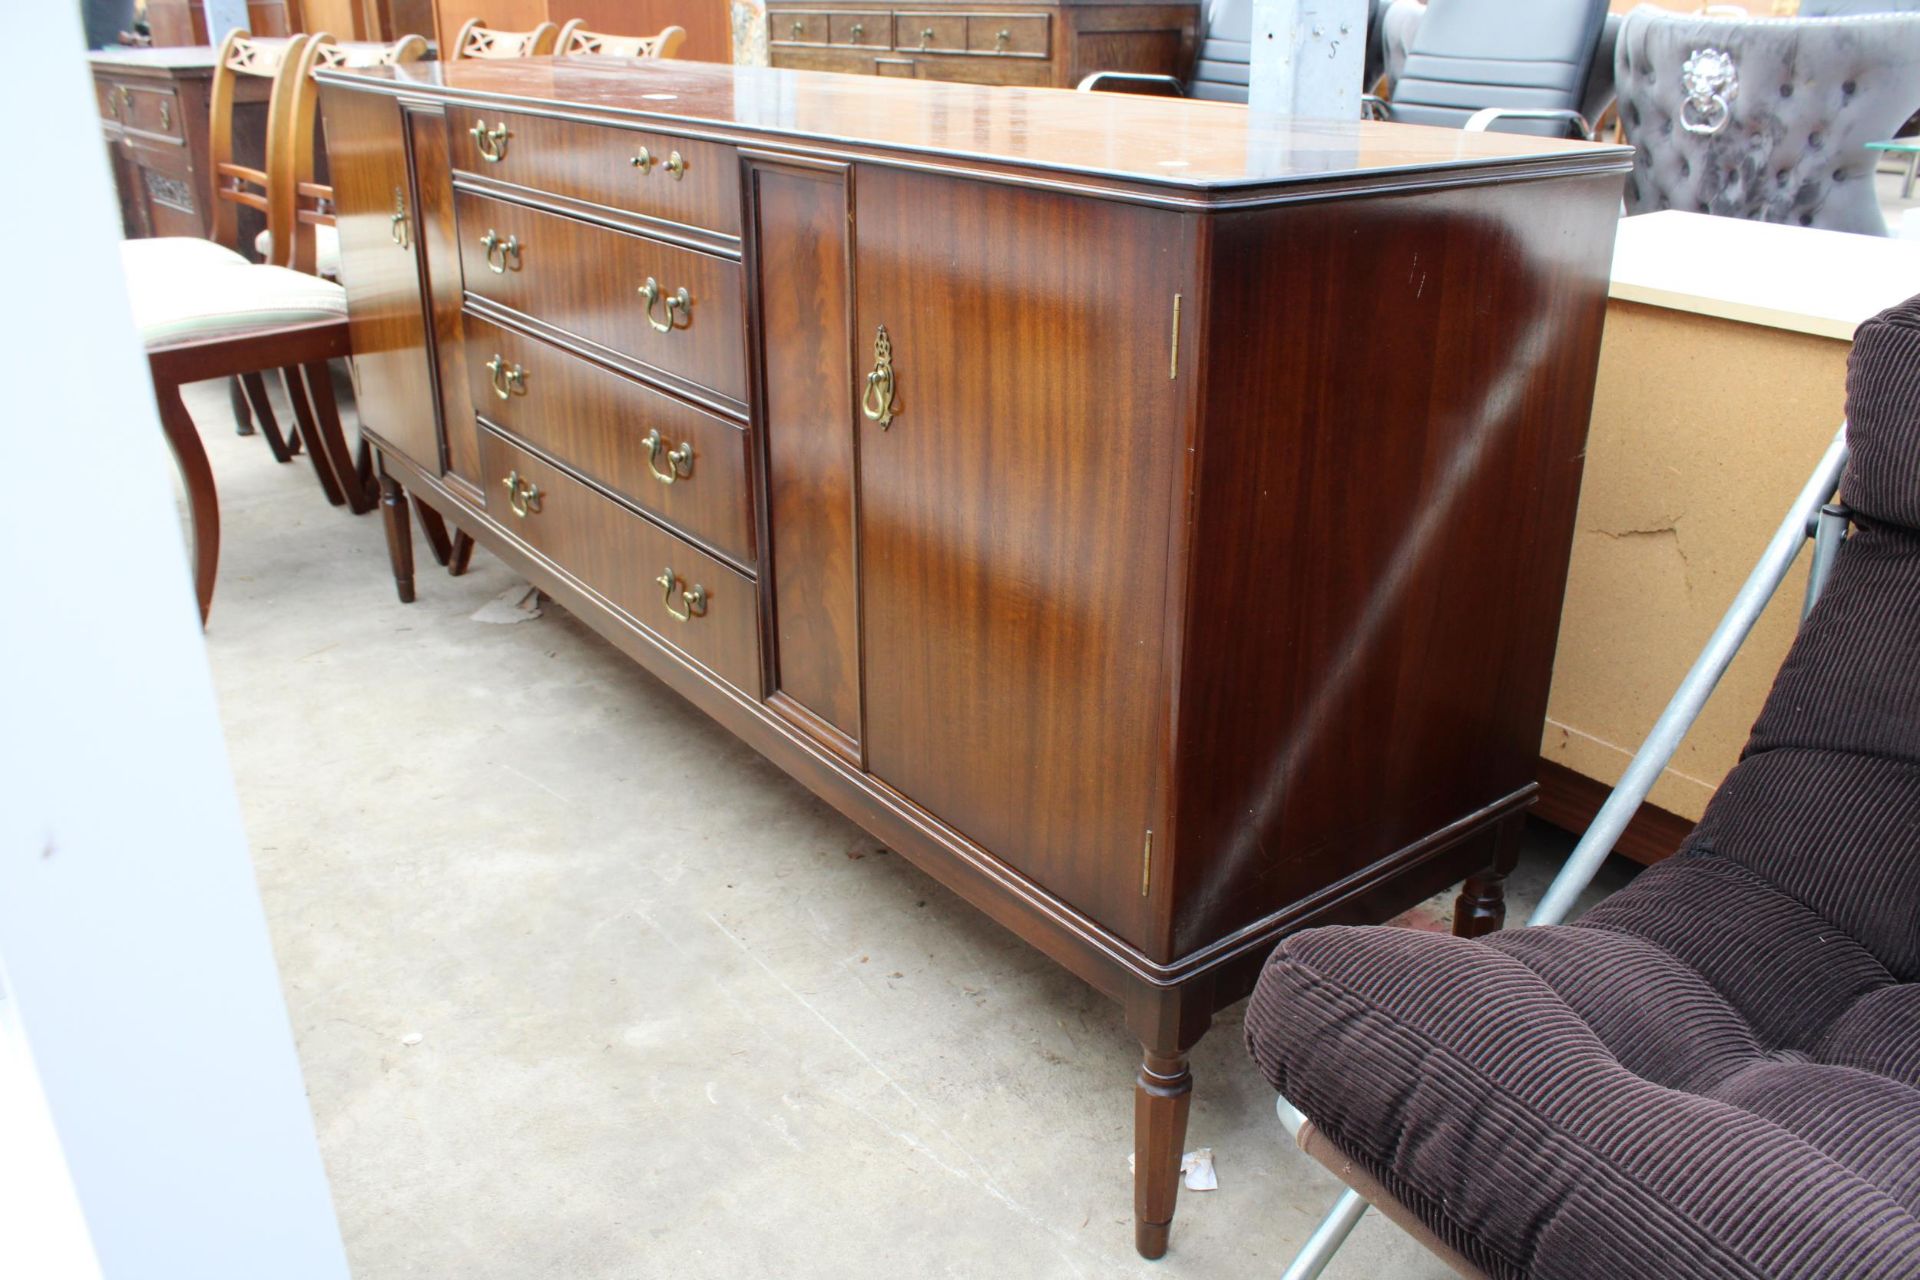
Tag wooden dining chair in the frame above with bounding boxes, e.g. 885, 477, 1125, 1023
450, 18, 559, 59
554, 20, 687, 57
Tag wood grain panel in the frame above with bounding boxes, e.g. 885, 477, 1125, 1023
444, 106, 741, 239
562, 0, 732, 61
477, 428, 760, 693
751, 161, 862, 750
854, 165, 1190, 948
464, 311, 755, 565
407, 105, 475, 486
322, 85, 440, 471
455, 189, 747, 404
1164, 175, 1623, 957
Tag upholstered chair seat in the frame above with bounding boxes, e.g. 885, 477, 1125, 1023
1615, 11, 1920, 234
1246, 294, 1920, 1278
253, 223, 340, 277
120, 235, 252, 274
122, 242, 346, 346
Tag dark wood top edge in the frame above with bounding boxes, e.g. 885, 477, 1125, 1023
317, 66, 1635, 206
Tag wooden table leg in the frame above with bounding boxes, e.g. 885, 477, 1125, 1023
379, 471, 416, 604
1127, 980, 1212, 1260
1452, 813, 1525, 938
155, 376, 218, 625
449, 530, 475, 577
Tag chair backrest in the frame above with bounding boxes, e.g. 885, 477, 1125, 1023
1387, 0, 1611, 134
451, 18, 559, 59
555, 19, 687, 58
1614, 11, 1920, 235
208, 29, 312, 257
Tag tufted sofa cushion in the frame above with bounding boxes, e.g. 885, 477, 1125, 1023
1614, 10, 1920, 235
1246, 294, 1920, 1280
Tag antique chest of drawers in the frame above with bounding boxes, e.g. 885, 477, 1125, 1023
316, 59, 1632, 1258
91, 47, 270, 242
765, 0, 1198, 87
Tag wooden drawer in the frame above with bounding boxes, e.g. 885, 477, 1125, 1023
447, 106, 739, 239
774, 8, 832, 41
125, 84, 186, 139
830, 11, 890, 46
896, 12, 967, 53
465, 313, 755, 565
479, 427, 759, 693
456, 191, 747, 404
97, 77, 127, 123
874, 56, 917, 77
968, 14, 1047, 56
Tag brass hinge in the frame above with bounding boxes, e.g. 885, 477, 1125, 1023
1141, 830, 1154, 897
1168, 294, 1182, 381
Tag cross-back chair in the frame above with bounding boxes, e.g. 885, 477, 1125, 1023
450, 18, 559, 59
554, 20, 687, 58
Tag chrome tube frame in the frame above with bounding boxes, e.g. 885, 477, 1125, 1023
1276, 426, 1849, 1276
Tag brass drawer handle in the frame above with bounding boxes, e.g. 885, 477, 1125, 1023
791, 18, 805, 37
484, 355, 527, 401
850, 21, 865, 39
639, 277, 692, 333
502, 469, 542, 518
479, 229, 521, 273
861, 324, 898, 428
656, 567, 708, 621
630, 147, 686, 180
389, 187, 410, 248
113, 85, 131, 117
469, 119, 511, 162
644, 429, 694, 483
994, 27, 1011, 51
159, 97, 173, 129
919, 25, 935, 49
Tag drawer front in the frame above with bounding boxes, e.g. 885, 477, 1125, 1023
447, 106, 739, 239
874, 56, 917, 77
774, 8, 832, 41
97, 77, 127, 123
126, 84, 186, 139
456, 191, 747, 404
896, 12, 967, 52
830, 11, 890, 46
479, 427, 759, 692
466, 313, 755, 564
968, 14, 1047, 56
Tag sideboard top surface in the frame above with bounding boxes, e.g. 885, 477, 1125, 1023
319, 58, 1632, 199
90, 46, 223, 74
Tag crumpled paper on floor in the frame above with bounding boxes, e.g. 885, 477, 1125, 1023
472, 583, 543, 624
1126, 1147, 1218, 1191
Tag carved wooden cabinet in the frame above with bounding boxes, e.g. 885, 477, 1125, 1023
317, 59, 1631, 1258
92, 47, 270, 242
766, 0, 1198, 86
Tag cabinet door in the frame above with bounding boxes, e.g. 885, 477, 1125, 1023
322, 86, 440, 473
853, 167, 1189, 945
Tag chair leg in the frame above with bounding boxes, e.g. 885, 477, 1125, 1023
241, 371, 294, 463
156, 376, 218, 625
282, 362, 349, 507
228, 376, 255, 436
288, 360, 373, 513
412, 497, 455, 566
1279, 1189, 1370, 1280
1452, 813, 1524, 938
448, 530, 475, 577
379, 472, 416, 604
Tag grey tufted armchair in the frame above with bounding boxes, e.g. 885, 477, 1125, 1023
1615, 10, 1920, 235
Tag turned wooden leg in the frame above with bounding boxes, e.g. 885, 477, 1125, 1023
448, 530, 476, 577
1126, 979, 1212, 1260
380, 472, 416, 604
1134, 1048, 1193, 1260
1452, 814, 1525, 938
412, 497, 455, 566
155, 375, 218, 625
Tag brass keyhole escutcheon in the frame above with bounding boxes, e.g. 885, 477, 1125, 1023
485, 355, 527, 401
479, 229, 521, 273
656, 567, 708, 621
469, 119, 511, 162
502, 469, 542, 518
645, 429, 694, 484
639, 277, 692, 333
862, 325, 899, 428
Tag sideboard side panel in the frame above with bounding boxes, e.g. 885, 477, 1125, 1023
751, 159, 865, 753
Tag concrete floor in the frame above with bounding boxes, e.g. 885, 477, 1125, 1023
187, 376, 1634, 1280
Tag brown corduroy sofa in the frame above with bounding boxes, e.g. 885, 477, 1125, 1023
1245, 292, 1920, 1279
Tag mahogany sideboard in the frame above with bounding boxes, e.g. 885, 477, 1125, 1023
315, 57, 1631, 1258
92, 47, 270, 243
765, 0, 1198, 87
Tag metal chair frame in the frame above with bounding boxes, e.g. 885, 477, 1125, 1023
1273, 425, 1853, 1279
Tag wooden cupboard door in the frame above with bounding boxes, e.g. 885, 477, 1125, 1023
852, 167, 1188, 946
405, 105, 476, 488
321, 87, 440, 474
